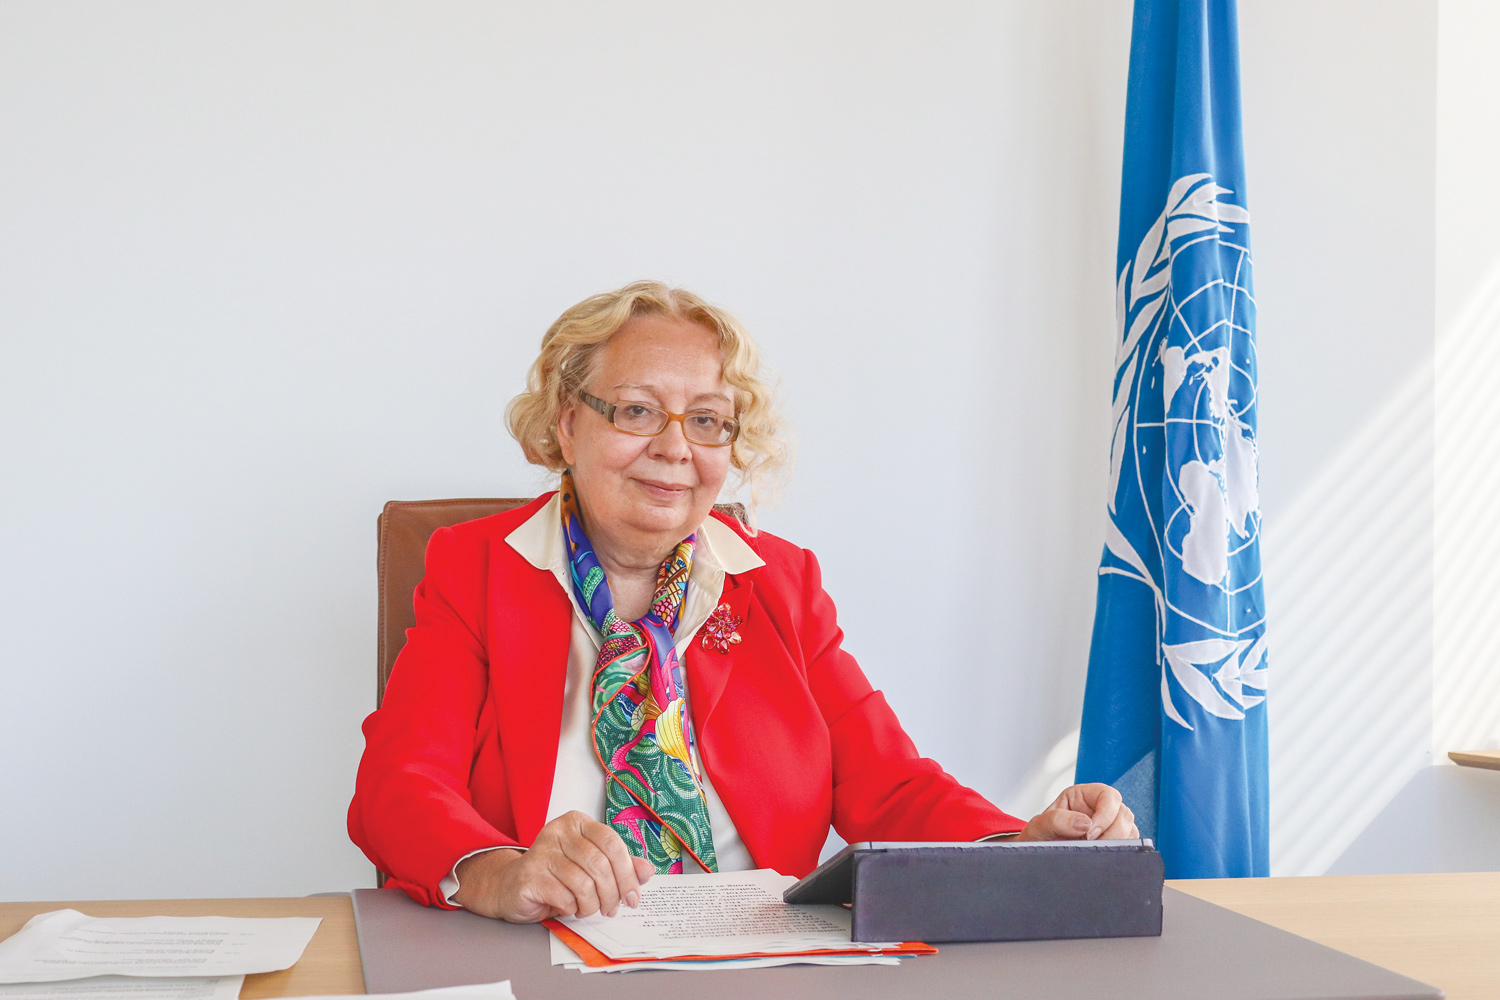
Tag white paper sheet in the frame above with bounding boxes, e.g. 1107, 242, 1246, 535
555, 870, 900, 960
577, 954, 901, 974
547, 930, 899, 973
0, 911, 321, 983
276, 982, 514, 1000
0, 975, 244, 1000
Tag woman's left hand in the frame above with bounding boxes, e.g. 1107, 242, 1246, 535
1017, 783, 1138, 841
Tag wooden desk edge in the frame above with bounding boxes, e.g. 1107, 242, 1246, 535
1171, 872, 1500, 1000
1448, 749, 1500, 770
0, 897, 365, 998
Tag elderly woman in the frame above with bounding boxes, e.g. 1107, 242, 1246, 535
348, 281, 1136, 922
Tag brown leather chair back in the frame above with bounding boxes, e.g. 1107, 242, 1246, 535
376, 496, 749, 708
377, 498, 532, 706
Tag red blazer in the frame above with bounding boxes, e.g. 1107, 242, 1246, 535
348, 494, 1024, 907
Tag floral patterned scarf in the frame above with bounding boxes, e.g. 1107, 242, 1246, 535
558, 473, 718, 873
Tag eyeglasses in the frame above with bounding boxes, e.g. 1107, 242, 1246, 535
578, 390, 739, 446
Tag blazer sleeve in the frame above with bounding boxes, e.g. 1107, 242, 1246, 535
794, 547, 1027, 842
347, 526, 517, 907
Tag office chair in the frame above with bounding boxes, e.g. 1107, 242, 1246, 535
377, 498, 532, 707
376, 496, 748, 707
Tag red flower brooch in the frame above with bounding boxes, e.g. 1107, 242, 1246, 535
700, 603, 743, 653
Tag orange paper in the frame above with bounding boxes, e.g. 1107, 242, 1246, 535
542, 919, 936, 969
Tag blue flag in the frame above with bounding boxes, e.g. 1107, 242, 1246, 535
1075, 0, 1268, 879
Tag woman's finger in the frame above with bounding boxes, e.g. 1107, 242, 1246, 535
548, 856, 603, 917
1029, 808, 1094, 840
580, 821, 645, 911
1081, 785, 1123, 839
1098, 803, 1138, 840
514, 865, 579, 922
559, 833, 623, 916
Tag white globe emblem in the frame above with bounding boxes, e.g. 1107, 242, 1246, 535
1105, 173, 1269, 729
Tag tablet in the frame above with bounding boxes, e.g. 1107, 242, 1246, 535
783, 839, 1155, 905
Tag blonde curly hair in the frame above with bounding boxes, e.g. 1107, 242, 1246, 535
506, 281, 789, 522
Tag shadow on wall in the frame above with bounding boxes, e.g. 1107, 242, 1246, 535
1003, 728, 1081, 822
1435, 258, 1500, 758
1325, 764, 1500, 875
1262, 352, 1434, 877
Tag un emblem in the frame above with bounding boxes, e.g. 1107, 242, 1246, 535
1104, 173, 1268, 728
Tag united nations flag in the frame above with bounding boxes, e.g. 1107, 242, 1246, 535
1076, 0, 1269, 879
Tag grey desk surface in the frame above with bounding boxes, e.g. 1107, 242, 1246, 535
352, 886, 1442, 1000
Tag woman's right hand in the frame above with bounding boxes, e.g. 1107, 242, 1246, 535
451, 811, 654, 922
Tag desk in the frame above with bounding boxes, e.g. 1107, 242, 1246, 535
0, 897, 363, 999
3, 875, 1496, 999
1172, 872, 1500, 1000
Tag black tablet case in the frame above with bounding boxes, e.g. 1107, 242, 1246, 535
783, 841, 1164, 943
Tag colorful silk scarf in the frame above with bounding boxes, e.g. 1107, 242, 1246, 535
558, 473, 718, 874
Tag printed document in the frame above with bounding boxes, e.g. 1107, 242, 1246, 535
0, 911, 321, 983
547, 930, 899, 973
0, 976, 243, 1000
556, 869, 901, 960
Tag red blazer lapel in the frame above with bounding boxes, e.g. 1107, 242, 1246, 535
487, 551, 571, 845
686, 569, 757, 735
689, 567, 795, 870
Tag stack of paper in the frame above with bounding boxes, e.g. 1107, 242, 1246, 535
251, 984, 515, 1000
545, 869, 935, 973
0, 980, 516, 1000
0, 976, 246, 1000
0, 914, 518, 1000
547, 933, 902, 974
0, 910, 321, 1000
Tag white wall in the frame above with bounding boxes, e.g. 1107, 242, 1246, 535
1, 0, 1486, 898
1434, 0, 1500, 763
1244, 0, 1500, 876
0, 1, 1131, 900
1240, 0, 1440, 876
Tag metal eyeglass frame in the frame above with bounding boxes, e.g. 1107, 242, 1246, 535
577, 390, 739, 446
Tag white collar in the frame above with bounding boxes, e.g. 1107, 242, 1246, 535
505, 491, 765, 577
